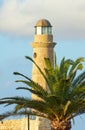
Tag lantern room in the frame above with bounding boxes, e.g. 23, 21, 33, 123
35, 19, 52, 35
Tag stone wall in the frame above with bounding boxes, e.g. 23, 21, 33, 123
0, 118, 27, 130
0, 117, 51, 130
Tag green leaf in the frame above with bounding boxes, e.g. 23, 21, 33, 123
76, 64, 83, 70
64, 101, 71, 116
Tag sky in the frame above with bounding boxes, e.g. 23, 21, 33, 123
0, 0, 85, 130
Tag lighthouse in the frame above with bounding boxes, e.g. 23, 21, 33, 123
31, 19, 56, 130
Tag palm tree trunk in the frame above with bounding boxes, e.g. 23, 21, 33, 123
51, 128, 71, 130
51, 120, 71, 130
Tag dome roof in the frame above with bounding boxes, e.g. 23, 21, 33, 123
35, 19, 52, 27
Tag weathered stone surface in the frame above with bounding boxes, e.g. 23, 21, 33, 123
0, 117, 51, 130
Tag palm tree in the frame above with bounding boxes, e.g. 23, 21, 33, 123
0, 56, 85, 130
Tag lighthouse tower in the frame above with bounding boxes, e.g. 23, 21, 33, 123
31, 19, 56, 92
31, 19, 56, 130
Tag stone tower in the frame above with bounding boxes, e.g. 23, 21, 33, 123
31, 19, 56, 92
31, 19, 56, 130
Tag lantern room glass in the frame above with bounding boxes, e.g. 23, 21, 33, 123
35, 27, 52, 35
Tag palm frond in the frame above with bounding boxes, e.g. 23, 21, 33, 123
13, 72, 30, 80
71, 71, 85, 88
25, 56, 51, 88
68, 57, 85, 77
16, 80, 48, 100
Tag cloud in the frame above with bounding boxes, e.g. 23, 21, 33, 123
0, 0, 85, 39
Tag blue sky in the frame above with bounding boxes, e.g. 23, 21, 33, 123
0, 0, 85, 130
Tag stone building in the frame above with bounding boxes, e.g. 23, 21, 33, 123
0, 19, 56, 130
